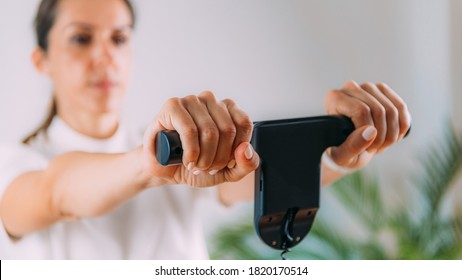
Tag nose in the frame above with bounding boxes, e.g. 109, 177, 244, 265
91, 37, 114, 69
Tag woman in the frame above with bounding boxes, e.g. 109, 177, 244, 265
0, 0, 411, 259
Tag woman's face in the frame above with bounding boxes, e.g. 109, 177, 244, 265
41, 0, 133, 116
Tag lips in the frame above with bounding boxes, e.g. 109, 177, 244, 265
92, 79, 117, 91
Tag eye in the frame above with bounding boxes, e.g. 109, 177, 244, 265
71, 34, 92, 45
112, 34, 129, 46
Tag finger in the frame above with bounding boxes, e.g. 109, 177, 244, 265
182, 95, 219, 171
325, 84, 374, 129
376, 83, 412, 141
222, 99, 254, 151
340, 81, 387, 151
152, 98, 200, 169
198, 91, 237, 174
223, 142, 260, 182
361, 82, 400, 152
330, 125, 377, 167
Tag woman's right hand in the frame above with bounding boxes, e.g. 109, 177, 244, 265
141, 91, 260, 188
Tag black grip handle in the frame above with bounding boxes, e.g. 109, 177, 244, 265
155, 130, 183, 166
154, 116, 411, 166
154, 116, 353, 167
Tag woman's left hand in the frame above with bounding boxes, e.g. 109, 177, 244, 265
324, 80, 411, 170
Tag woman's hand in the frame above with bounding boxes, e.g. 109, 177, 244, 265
324, 80, 411, 171
142, 91, 260, 188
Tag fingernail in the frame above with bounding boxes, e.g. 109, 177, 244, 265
193, 170, 202, 175
362, 127, 376, 141
227, 160, 236, 169
244, 144, 253, 160
187, 162, 195, 171
208, 169, 218, 175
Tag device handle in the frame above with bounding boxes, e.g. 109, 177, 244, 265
154, 116, 410, 166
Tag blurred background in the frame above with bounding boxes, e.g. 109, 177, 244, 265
0, 0, 461, 259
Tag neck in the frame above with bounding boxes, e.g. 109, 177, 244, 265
57, 110, 120, 139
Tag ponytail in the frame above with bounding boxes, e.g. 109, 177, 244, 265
22, 97, 57, 144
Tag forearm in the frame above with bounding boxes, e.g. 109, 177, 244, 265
321, 161, 346, 186
217, 172, 254, 206
46, 146, 167, 218
1, 146, 168, 237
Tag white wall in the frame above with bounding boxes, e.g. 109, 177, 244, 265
0, 0, 458, 187
0, 1, 51, 142
451, 0, 462, 128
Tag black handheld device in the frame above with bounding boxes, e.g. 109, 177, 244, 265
155, 115, 410, 252
251, 115, 354, 250
155, 115, 356, 251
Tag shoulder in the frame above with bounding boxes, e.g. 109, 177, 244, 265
0, 142, 49, 166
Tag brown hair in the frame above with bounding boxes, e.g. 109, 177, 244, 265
23, 0, 136, 144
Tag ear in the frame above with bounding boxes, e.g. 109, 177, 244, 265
31, 47, 50, 75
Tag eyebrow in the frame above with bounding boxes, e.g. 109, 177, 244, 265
64, 22, 133, 32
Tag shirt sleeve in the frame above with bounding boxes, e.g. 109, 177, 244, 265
0, 143, 49, 201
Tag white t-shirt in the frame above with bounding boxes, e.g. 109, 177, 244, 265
0, 117, 213, 259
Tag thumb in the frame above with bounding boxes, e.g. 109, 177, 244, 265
330, 125, 377, 166
224, 142, 260, 182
